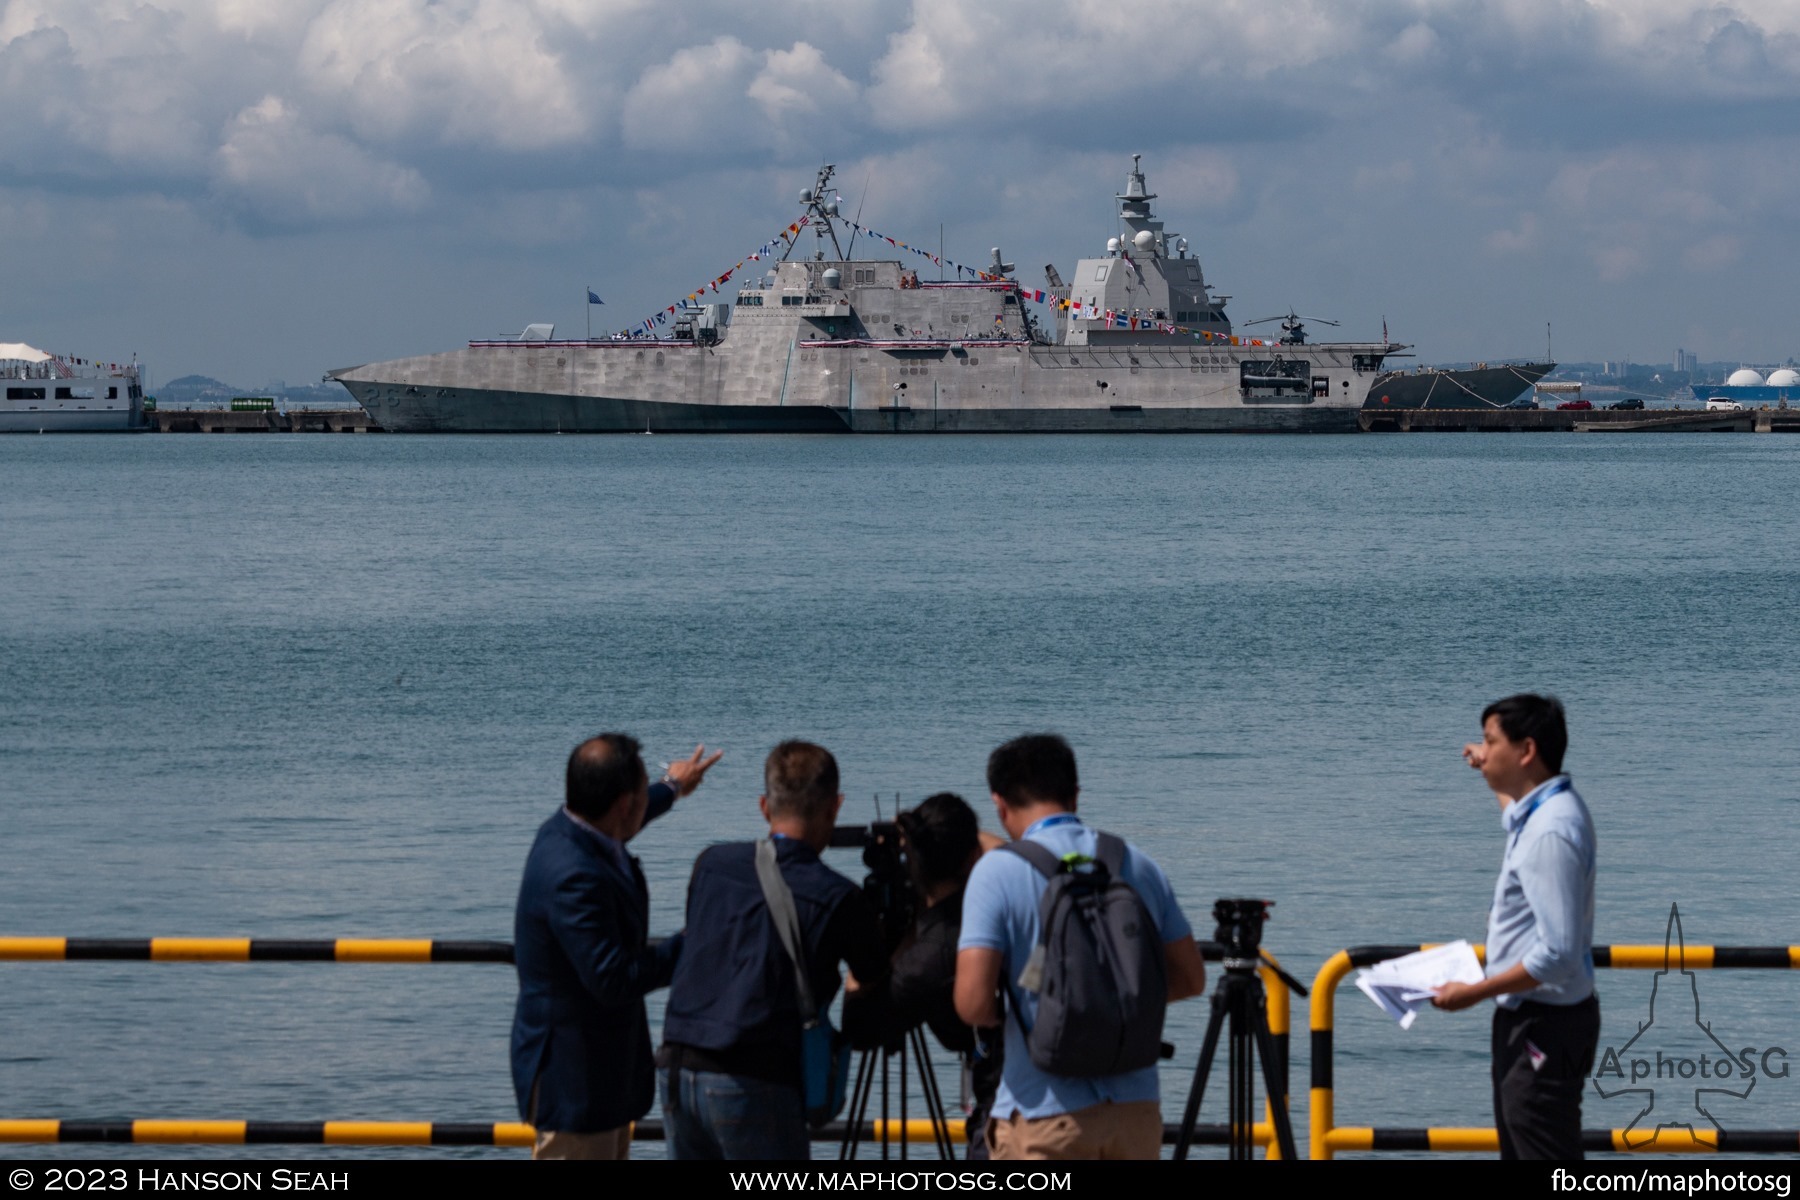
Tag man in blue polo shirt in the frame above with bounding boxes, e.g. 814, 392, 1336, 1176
1433, 693, 1599, 1160
954, 734, 1208, 1159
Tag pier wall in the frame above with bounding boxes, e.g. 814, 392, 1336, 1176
147, 409, 381, 433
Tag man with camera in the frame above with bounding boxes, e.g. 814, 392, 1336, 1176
954, 734, 1208, 1159
1433, 694, 1599, 1160
843, 793, 1004, 1158
659, 740, 890, 1159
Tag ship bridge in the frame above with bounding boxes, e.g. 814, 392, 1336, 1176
1060, 155, 1230, 347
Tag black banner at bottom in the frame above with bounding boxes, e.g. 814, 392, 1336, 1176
2, 1159, 1798, 1196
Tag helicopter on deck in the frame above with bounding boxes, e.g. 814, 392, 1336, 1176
1243, 310, 1339, 346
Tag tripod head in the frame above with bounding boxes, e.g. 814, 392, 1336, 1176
1210, 897, 1307, 995
1211, 898, 1271, 965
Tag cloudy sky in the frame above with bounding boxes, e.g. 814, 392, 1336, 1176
3, 0, 1797, 388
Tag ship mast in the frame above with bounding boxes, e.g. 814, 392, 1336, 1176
781, 164, 847, 262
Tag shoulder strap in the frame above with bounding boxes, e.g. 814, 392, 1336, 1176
1092, 832, 1127, 879
754, 839, 819, 1026
999, 838, 1063, 879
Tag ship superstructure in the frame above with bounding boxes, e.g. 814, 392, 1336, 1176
329, 158, 1399, 433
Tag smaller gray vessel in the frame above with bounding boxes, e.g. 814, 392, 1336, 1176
1, 344, 146, 432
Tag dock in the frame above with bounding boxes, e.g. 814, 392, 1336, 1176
1358, 406, 1800, 433
146, 408, 382, 433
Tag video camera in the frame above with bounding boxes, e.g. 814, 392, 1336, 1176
829, 820, 918, 953
1211, 897, 1273, 961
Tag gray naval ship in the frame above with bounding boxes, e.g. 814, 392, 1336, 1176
330, 157, 1399, 433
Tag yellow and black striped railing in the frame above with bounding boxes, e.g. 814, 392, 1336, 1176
0, 1117, 1289, 1148
1309, 942, 1800, 1160
0, 1120, 536, 1147
0, 938, 513, 963
0, 937, 1295, 1156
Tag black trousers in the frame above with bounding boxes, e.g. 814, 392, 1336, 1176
1492, 995, 1601, 1160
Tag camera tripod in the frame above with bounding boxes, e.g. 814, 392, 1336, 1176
1173, 901, 1307, 1161
838, 1025, 956, 1160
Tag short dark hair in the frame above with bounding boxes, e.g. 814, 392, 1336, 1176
1481, 694, 1568, 774
987, 734, 1078, 809
565, 733, 647, 822
898, 793, 980, 890
764, 740, 840, 822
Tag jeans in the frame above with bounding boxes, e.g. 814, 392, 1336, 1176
661, 1067, 810, 1160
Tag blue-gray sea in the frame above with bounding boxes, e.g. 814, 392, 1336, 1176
4, 432, 1799, 1160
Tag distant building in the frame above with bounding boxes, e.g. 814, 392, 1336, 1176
1674, 348, 1698, 374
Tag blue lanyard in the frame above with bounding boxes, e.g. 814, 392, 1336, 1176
1024, 813, 1081, 838
1509, 777, 1571, 849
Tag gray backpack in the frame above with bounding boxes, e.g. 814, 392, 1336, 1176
1003, 832, 1168, 1077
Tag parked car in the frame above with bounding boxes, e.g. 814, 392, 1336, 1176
1705, 398, 1745, 412
1607, 398, 1645, 410
1504, 398, 1539, 410
1555, 399, 1594, 410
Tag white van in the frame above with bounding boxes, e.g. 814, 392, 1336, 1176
1705, 398, 1745, 412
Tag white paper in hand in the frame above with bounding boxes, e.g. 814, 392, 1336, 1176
1354, 940, 1484, 1030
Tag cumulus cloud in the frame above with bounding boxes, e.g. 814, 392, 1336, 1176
619, 37, 860, 155
212, 95, 428, 226
865, 0, 1350, 133
1485, 213, 1541, 255
0, 6, 217, 181
1682, 233, 1744, 271
749, 42, 859, 130
1592, 242, 1650, 282
4, 0, 1800, 377
297, 0, 590, 149
619, 36, 758, 151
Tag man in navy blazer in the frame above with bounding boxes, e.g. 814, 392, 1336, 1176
512, 733, 721, 1159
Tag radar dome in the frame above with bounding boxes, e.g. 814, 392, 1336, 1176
822, 268, 842, 290
800, 188, 814, 203
1106, 237, 1120, 253
1727, 368, 1765, 387
1133, 230, 1155, 251
1765, 369, 1799, 388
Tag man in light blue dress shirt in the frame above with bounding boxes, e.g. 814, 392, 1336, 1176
1433, 694, 1599, 1159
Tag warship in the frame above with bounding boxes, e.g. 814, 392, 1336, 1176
329, 157, 1400, 433
1363, 361, 1554, 410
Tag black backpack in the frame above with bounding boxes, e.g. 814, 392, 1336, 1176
1002, 832, 1168, 1077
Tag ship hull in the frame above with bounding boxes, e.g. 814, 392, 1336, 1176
0, 407, 145, 433
1364, 362, 1553, 410
337, 379, 1365, 434
334, 381, 851, 433
333, 333, 1382, 435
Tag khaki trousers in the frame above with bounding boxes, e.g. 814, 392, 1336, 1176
988, 1099, 1162, 1161
532, 1125, 632, 1160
